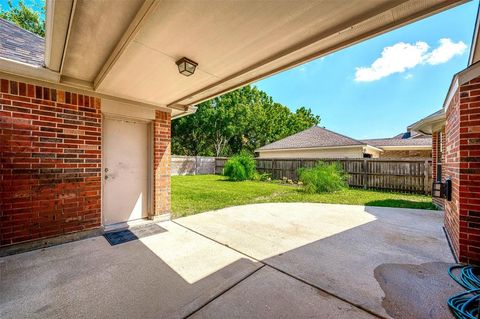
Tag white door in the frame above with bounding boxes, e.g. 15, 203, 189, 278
103, 117, 149, 225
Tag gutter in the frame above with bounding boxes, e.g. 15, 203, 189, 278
172, 105, 197, 120
256, 144, 369, 153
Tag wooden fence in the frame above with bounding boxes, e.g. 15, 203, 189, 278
215, 158, 433, 194
172, 156, 216, 175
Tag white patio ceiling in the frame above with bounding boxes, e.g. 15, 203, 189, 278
27, 0, 473, 115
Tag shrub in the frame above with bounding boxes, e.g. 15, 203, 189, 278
298, 162, 348, 193
223, 152, 256, 181
253, 172, 271, 181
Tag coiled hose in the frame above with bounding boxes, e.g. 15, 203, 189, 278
448, 265, 480, 318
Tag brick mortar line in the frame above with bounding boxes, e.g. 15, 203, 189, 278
172, 220, 386, 319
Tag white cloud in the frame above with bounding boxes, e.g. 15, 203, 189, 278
354, 38, 467, 82
404, 73, 413, 80
424, 38, 467, 65
355, 42, 429, 82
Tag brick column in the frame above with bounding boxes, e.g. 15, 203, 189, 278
152, 110, 171, 220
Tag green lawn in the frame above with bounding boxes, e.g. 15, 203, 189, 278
171, 174, 436, 218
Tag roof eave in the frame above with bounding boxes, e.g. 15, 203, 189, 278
380, 145, 432, 150
468, 2, 480, 66
408, 112, 446, 135
0, 57, 60, 83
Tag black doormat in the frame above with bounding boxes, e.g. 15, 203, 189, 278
104, 223, 167, 246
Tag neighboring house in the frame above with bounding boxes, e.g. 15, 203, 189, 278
409, 109, 447, 210
1, 1, 456, 253
256, 126, 383, 159
256, 126, 432, 159
361, 136, 432, 158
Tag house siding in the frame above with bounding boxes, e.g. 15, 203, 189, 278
257, 146, 367, 159
0, 79, 102, 247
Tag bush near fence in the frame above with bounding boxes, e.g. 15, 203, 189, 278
215, 157, 432, 194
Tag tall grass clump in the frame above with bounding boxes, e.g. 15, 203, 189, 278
223, 152, 256, 181
298, 162, 348, 193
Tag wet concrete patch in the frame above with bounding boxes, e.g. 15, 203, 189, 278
374, 262, 459, 319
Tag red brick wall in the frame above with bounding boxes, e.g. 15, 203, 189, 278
153, 110, 171, 216
444, 75, 480, 264
0, 79, 102, 247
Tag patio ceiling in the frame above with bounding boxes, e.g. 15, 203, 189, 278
40, 0, 470, 112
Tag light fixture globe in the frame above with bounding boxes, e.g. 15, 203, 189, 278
176, 57, 198, 76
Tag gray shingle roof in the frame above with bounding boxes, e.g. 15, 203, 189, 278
0, 18, 44, 66
361, 137, 431, 147
257, 126, 366, 151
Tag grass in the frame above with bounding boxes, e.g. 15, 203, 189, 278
171, 174, 437, 218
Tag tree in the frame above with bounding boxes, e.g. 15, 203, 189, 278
172, 85, 320, 156
0, 0, 45, 37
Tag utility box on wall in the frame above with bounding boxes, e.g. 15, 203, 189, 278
432, 178, 452, 201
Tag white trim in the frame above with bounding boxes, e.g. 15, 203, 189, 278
364, 145, 384, 153
468, 3, 480, 66
172, 106, 197, 120
0, 57, 60, 82
44, 0, 55, 69
256, 144, 366, 153
444, 77, 459, 112
380, 145, 431, 150
444, 61, 480, 111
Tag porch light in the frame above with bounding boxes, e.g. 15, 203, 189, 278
176, 57, 198, 76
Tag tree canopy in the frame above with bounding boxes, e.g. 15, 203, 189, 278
0, 0, 45, 37
172, 85, 320, 156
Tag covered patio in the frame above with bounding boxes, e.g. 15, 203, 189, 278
1, 203, 457, 319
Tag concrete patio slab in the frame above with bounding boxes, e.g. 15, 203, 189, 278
0, 221, 260, 319
175, 203, 458, 319
189, 266, 377, 319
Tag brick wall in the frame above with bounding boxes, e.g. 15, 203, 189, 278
153, 110, 171, 216
0, 79, 101, 247
444, 75, 480, 264
379, 149, 431, 159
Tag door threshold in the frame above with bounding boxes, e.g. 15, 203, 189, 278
104, 218, 154, 233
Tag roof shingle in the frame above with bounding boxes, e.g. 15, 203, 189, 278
257, 126, 365, 151
0, 18, 44, 66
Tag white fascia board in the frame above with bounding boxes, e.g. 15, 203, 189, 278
255, 145, 365, 153
381, 145, 431, 150
0, 57, 60, 83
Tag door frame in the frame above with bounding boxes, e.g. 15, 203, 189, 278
101, 113, 154, 226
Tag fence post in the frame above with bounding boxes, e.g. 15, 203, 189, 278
424, 159, 429, 195
363, 159, 368, 189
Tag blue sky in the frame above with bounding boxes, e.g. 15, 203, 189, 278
255, 1, 479, 139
